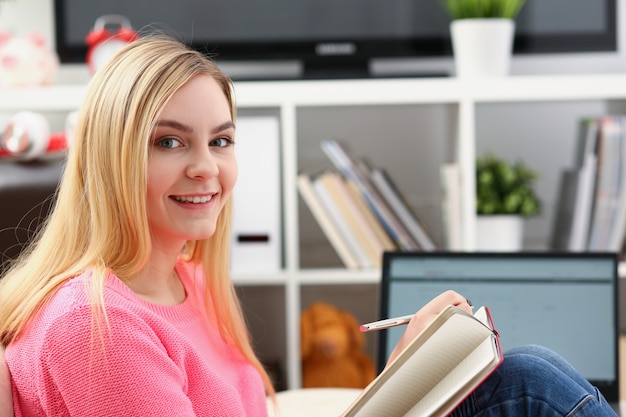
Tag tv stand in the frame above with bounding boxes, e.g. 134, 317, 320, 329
219, 59, 449, 81
301, 59, 372, 80
301, 58, 449, 80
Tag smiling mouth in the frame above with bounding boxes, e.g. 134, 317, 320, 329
171, 195, 213, 204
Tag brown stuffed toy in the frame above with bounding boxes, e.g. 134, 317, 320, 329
300, 301, 376, 389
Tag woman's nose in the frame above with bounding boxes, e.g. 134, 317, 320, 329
186, 147, 219, 179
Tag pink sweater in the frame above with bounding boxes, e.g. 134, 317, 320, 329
6, 262, 268, 416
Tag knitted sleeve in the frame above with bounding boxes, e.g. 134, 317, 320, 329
40, 304, 197, 416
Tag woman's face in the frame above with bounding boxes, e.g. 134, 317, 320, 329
146, 74, 237, 247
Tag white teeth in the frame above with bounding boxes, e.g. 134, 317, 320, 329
173, 195, 212, 203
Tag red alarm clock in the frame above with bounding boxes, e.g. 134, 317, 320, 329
85, 15, 139, 75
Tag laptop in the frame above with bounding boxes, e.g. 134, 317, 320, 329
377, 251, 621, 411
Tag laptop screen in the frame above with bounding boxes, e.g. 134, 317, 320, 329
378, 251, 620, 403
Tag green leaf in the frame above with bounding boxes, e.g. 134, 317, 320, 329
443, 0, 526, 19
475, 153, 541, 216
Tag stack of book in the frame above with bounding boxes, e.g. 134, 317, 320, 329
297, 139, 436, 269
551, 115, 626, 252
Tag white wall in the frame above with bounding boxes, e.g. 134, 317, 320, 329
0, 0, 52, 38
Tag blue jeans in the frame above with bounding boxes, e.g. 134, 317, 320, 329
451, 345, 618, 417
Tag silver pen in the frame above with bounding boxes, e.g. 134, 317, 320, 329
360, 299, 472, 332
359, 314, 414, 332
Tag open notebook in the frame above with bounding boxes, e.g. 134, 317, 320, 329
342, 305, 502, 416
377, 251, 621, 410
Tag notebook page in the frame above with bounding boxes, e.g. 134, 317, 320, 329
404, 336, 498, 417
473, 306, 489, 327
434, 335, 501, 417
343, 310, 491, 417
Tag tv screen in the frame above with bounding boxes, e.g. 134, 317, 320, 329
54, 0, 616, 79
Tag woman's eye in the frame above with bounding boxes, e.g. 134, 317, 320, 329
210, 137, 234, 148
156, 137, 183, 149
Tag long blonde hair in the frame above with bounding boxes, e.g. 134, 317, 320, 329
0, 36, 274, 395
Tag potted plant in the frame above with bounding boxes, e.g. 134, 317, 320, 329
444, 0, 526, 19
475, 153, 540, 251
443, 0, 527, 78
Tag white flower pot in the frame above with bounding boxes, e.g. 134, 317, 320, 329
476, 215, 523, 251
450, 18, 515, 78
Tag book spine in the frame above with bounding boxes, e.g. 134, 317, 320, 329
440, 163, 463, 251
588, 116, 622, 250
321, 172, 385, 268
554, 117, 599, 251
344, 179, 397, 251
321, 139, 420, 250
551, 169, 581, 250
312, 174, 373, 268
607, 116, 626, 251
370, 168, 436, 251
568, 158, 598, 251
296, 174, 359, 269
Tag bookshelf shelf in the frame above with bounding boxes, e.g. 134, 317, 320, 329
3, 73, 626, 390
297, 269, 380, 285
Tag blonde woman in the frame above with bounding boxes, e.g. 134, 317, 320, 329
0, 36, 271, 415
0, 36, 617, 416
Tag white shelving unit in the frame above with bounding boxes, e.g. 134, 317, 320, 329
3, 73, 626, 389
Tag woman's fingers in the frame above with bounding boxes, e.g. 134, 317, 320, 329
420, 290, 470, 313
385, 290, 472, 366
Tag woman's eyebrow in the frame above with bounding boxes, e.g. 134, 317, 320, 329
156, 119, 194, 133
155, 120, 235, 134
213, 121, 236, 134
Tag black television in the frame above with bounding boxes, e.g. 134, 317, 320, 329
54, 0, 617, 80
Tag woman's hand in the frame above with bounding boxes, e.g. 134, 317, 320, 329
385, 290, 473, 367
0, 345, 13, 417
